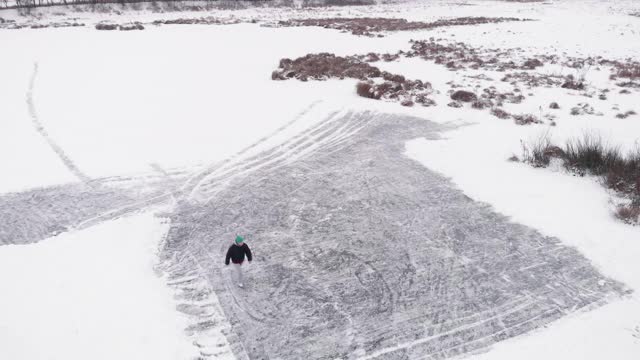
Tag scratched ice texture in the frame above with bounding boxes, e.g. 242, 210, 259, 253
159, 112, 627, 360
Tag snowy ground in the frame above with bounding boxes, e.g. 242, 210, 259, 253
0, 212, 200, 360
1, 0, 640, 359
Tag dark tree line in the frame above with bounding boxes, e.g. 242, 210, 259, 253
1, 0, 249, 10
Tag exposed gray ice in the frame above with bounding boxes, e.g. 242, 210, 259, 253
159, 111, 627, 359
0, 172, 188, 245
0, 103, 626, 358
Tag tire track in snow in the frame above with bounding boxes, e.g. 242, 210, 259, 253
182, 100, 325, 200
27, 63, 92, 184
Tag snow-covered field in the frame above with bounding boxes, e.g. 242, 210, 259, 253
1, 0, 639, 359
0, 212, 200, 360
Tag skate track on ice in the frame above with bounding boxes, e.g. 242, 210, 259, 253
159, 111, 627, 359
0, 96, 629, 358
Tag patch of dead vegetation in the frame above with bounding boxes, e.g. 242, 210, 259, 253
96, 22, 144, 31
560, 74, 586, 90
616, 204, 640, 225
616, 81, 640, 88
304, 0, 377, 6
1, 20, 84, 30
272, 53, 383, 81
152, 17, 240, 26
407, 39, 553, 72
480, 87, 525, 105
501, 72, 564, 88
570, 103, 601, 116
602, 60, 640, 82
272, 53, 434, 106
355, 52, 402, 63
522, 133, 640, 224
275, 17, 527, 36
490, 107, 511, 119
513, 114, 542, 125
616, 110, 637, 119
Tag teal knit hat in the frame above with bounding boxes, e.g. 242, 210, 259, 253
235, 235, 244, 244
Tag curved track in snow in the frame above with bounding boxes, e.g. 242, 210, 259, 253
27, 63, 92, 184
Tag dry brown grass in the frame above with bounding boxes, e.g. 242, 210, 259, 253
356, 82, 380, 99
272, 53, 382, 81
491, 107, 511, 119
615, 204, 640, 225
273, 53, 434, 106
513, 114, 542, 126
277, 17, 527, 36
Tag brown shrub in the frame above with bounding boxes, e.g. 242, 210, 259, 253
95, 23, 118, 31
415, 94, 436, 107
472, 99, 492, 109
491, 107, 511, 119
521, 132, 554, 167
119, 23, 144, 31
543, 146, 566, 159
616, 63, 640, 79
381, 72, 405, 83
502, 72, 564, 88
570, 103, 596, 116
451, 90, 477, 102
356, 82, 380, 99
513, 114, 542, 125
616, 110, 637, 119
522, 58, 544, 69
617, 81, 640, 88
615, 204, 640, 225
561, 77, 585, 90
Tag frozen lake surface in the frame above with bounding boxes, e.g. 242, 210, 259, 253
160, 111, 626, 359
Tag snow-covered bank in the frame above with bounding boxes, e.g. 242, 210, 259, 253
469, 297, 640, 360
0, 212, 200, 360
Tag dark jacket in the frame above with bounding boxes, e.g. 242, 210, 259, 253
225, 243, 252, 265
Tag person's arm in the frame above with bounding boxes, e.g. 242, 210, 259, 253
225, 246, 232, 265
244, 244, 253, 262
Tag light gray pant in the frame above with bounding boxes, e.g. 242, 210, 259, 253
231, 263, 244, 285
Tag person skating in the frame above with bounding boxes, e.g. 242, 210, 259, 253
225, 235, 252, 288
